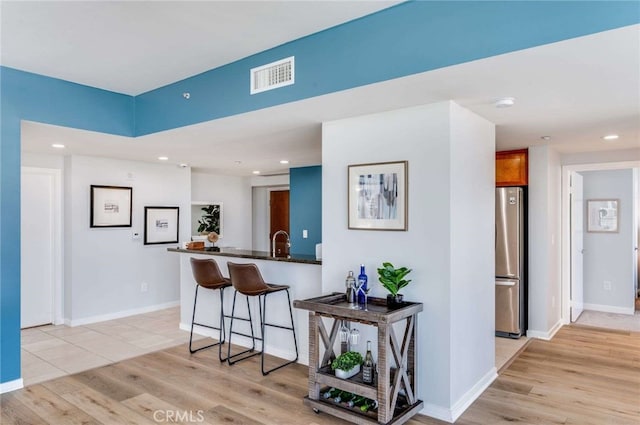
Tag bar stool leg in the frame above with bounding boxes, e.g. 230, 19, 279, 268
260, 288, 299, 375
226, 290, 261, 365
189, 285, 226, 354
217, 287, 226, 362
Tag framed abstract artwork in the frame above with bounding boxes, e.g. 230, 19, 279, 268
348, 161, 408, 231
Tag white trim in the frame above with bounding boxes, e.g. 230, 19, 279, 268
421, 367, 498, 423
421, 402, 455, 423
527, 320, 563, 340
66, 301, 179, 327
0, 378, 24, 394
561, 160, 640, 328
450, 367, 498, 422
583, 303, 635, 315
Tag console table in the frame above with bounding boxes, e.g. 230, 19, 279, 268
294, 293, 423, 425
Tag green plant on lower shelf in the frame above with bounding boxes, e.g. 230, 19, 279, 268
331, 351, 363, 371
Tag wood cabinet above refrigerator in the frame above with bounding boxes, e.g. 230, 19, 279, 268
496, 149, 528, 187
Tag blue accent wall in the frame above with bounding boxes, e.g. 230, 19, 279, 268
135, 1, 640, 135
0, 67, 134, 384
290, 166, 322, 256
1, 1, 639, 385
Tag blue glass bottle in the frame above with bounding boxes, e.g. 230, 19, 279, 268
357, 264, 368, 304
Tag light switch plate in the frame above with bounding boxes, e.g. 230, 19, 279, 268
303, 229, 308, 239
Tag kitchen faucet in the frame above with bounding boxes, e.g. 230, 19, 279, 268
272, 230, 291, 256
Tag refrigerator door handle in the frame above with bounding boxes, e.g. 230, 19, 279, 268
496, 281, 516, 287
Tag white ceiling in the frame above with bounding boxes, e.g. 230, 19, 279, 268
1, 0, 401, 95
4, 2, 640, 176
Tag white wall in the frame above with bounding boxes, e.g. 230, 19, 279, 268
65, 155, 190, 323
191, 171, 252, 249
528, 145, 562, 337
562, 148, 640, 165
581, 169, 635, 312
22, 152, 65, 169
322, 101, 495, 422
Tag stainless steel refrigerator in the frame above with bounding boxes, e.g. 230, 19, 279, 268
495, 187, 525, 338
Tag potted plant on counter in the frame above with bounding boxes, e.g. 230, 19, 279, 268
331, 351, 363, 379
377, 262, 412, 307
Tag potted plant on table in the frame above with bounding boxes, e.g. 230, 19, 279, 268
331, 351, 363, 379
377, 262, 412, 307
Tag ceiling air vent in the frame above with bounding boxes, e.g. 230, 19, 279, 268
250, 56, 295, 95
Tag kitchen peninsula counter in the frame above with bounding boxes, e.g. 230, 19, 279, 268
167, 247, 321, 265
169, 247, 322, 365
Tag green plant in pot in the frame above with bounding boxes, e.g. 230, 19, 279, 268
331, 351, 363, 380
377, 262, 412, 307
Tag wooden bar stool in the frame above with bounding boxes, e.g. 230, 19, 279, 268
226, 262, 299, 375
189, 258, 232, 360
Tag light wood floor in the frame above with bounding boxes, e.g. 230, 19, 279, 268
2, 325, 638, 424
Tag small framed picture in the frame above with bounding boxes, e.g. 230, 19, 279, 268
90, 185, 133, 228
587, 199, 619, 233
348, 161, 408, 231
144, 206, 180, 245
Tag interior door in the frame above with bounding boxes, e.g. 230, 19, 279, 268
270, 190, 290, 255
570, 172, 584, 322
21, 168, 56, 328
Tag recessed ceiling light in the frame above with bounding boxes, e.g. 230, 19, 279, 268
494, 97, 515, 108
158, 156, 169, 161
602, 134, 619, 141
51, 143, 65, 148
540, 136, 551, 141
252, 170, 260, 175
280, 160, 289, 164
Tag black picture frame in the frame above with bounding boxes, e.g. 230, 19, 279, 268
144, 206, 180, 245
90, 185, 133, 228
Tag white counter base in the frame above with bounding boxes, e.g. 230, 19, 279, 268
177, 252, 322, 366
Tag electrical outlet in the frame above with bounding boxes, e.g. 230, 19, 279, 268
141, 282, 149, 292
603, 281, 612, 291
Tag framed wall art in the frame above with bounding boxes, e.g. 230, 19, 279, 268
587, 199, 619, 233
348, 160, 408, 231
90, 185, 133, 228
191, 202, 223, 238
144, 206, 180, 245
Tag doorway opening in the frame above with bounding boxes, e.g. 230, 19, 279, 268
562, 161, 640, 332
251, 184, 289, 252
270, 189, 290, 256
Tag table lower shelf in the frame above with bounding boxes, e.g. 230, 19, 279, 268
303, 395, 423, 425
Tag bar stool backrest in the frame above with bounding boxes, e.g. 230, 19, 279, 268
227, 262, 270, 295
190, 258, 228, 288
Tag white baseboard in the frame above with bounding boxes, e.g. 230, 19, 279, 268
0, 378, 24, 394
180, 321, 307, 366
527, 319, 563, 340
450, 367, 498, 422
421, 367, 497, 423
583, 303, 635, 315
67, 301, 180, 327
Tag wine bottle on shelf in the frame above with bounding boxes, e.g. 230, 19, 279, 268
357, 264, 368, 304
322, 387, 340, 399
362, 340, 374, 384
